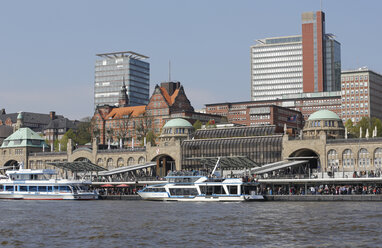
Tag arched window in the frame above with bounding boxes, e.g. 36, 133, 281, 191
327, 149, 338, 170
107, 158, 114, 169
128, 157, 135, 166
138, 157, 145, 164
358, 148, 370, 167
342, 149, 354, 168
97, 158, 103, 167
374, 148, 382, 167
117, 158, 124, 167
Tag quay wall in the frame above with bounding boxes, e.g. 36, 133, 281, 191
99, 195, 141, 200
98, 194, 382, 201
264, 195, 382, 201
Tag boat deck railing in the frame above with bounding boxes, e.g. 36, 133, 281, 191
167, 171, 209, 177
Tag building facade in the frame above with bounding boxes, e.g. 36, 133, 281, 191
250, 11, 341, 101
93, 81, 224, 147
94, 51, 150, 108
206, 91, 341, 123
341, 68, 382, 123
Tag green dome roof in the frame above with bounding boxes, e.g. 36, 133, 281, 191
1, 127, 46, 148
163, 118, 193, 128
308, 110, 341, 121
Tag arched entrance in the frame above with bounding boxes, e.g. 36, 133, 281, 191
3, 160, 19, 170
289, 148, 321, 170
74, 157, 91, 162
152, 155, 175, 178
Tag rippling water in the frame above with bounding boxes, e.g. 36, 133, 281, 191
0, 200, 381, 247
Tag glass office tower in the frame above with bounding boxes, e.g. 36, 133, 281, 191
94, 51, 150, 108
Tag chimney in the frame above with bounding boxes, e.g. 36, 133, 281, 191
50, 111, 56, 120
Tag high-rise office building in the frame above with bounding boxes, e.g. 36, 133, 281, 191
94, 51, 150, 109
251, 11, 341, 101
251, 36, 303, 101
302, 11, 341, 93
341, 68, 382, 123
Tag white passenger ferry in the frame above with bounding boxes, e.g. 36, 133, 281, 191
0, 163, 98, 200
138, 159, 263, 202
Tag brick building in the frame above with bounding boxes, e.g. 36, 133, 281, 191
341, 68, 382, 123
93, 81, 224, 147
206, 91, 340, 124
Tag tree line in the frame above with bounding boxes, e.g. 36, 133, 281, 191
344, 117, 382, 138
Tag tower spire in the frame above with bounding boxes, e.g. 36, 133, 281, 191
118, 77, 129, 107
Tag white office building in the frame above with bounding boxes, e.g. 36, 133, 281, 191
251, 36, 303, 101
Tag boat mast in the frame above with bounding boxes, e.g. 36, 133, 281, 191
211, 157, 221, 176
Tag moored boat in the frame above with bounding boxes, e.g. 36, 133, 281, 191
138, 158, 263, 202
0, 163, 98, 200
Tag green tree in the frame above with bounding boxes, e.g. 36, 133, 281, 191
371, 117, 382, 137
146, 130, 156, 146
136, 112, 153, 145
75, 121, 92, 145
58, 129, 75, 151
355, 117, 370, 138
344, 119, 356, 138
193, 120, 202, 130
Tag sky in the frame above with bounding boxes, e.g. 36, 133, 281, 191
1, 0, 381, 120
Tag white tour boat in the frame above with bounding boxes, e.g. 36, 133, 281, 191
138, 159, 263, 202
0, 163, 98, 200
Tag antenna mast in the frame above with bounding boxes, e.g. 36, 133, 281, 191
169, 60, 171, 82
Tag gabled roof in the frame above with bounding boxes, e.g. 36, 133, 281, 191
159, 87, 180, 106
0, 112, 64, 125
1, 127, 46, 148
105, 105, 146, 120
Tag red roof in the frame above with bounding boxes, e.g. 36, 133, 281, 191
160, 87, 179, 106
105, 105, 146, 120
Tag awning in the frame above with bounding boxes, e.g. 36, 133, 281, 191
116, 184, 129, 187
251, 160, 309, 174
186, 156, 259, 169
47, 161, 107, 172
100, 184, 114, 187
98, 162, 156, 176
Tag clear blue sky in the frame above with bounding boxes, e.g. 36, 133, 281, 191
1, 0, 381, 120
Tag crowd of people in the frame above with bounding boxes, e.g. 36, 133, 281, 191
262, 184, 382, 195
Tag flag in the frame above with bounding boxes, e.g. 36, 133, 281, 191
287, 115, 297, 122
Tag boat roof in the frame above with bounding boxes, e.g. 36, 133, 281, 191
6, 168, 56, 175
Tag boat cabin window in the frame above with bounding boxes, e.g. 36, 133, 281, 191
144, 187, 166, 192
169, 188, 198, 196
5, 186, 14, 191
59, 186, 71, 192
168, 177, 200, 184
227, 185, 238, 195
29, 186, 37, 192
0, 185, 3, 191
200, 186, 225, 195
19, 186, 28, 192
38, 186, 47, 192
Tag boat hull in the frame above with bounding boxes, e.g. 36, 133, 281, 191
138, 192, 264, 202
0, 192, 98, 200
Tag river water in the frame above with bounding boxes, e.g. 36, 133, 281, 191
0, 200, 381, 247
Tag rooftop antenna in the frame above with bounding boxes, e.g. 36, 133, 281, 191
320, 0, 323, 11
169, 60, 171, 82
